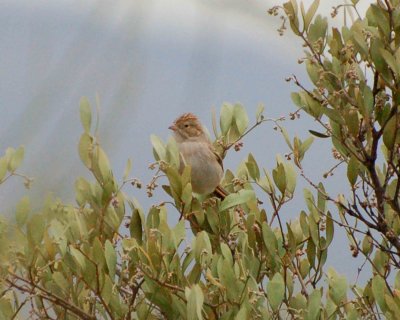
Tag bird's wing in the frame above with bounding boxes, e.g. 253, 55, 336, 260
213, 149, 224, 171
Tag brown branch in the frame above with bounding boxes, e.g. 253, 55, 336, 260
224, 118, 274, 153
76, 247, 115, 320
124, 279, 144, 320
293, 256, 308, 297
11, 298, 29, 320
6, 275, 96, 320
365, 126, 400, 254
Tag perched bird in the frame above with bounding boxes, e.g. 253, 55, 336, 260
169, 113, 227, 198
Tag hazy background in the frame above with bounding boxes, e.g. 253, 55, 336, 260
1, 0, 373, 283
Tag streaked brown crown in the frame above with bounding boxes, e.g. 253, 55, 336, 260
173, 113, 199, 125
170, 113, 205, 139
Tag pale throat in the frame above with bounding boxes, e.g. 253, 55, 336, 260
174, 131, 207, 143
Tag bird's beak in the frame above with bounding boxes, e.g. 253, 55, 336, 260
168, 124, 177, 131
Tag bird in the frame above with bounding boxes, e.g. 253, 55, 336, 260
169, 113, 227, 198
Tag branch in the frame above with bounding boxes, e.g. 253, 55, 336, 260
223, 118, 279, 154
6, 275, 96, 320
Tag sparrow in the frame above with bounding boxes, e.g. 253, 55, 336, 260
169, 113, 227, 198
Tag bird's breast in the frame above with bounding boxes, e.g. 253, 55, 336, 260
178, 141, 223, 194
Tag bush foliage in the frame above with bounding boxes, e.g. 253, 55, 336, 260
2, 0, 400, 319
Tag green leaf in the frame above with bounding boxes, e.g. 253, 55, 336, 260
291, 92, 302, 108
235, 304, 249, 320
80, 97, 92, 133
260, 168, 275, 194
217, 257, 238, 301
290, 219, 304, 245
70, 246, 86, 271
97, 147, 112, 181
105, 240, 117, 279
150, 134, 166, 161
327, 268, 347, 305
185, 285, 204, 320
16, 196, 30, 227
308, 130, 330, 138
165, 166, 182, 201
362, 85, 374, 117
380, 49, 400, 76
304, 0, 319, 30
92, 237, 106, 269
307, 238, 316, 268
193, 231, 212, 265
383, 116, 397, 149
306, 60, 320, 85
78, 133, 93, 168
395, 271, 400, 290
299, 136, 314, 157
182, 252, 195, 275
308, 15, 327, 48
101, 275, 113, 304
352, 28, 368, 58
220, 189, 255, 211
220, 243, 233, 265
262, 222, 278, 253
272, 163, 286, 194
211, 107, 219, 138
317, 182, 326, 213
280, 126, 293, 150
289, 293, 307, 311
308, 214, 319, 246
27, 214, 45, 245
303, 189, 316, 213
306, 289, 321, 320
372, 275, 387, 312
9, 145, 24, 172
284, 2, 301, 36
233, 103, 249, 135
52, 272, 69, 293
299, 210, 309, 237
166, 137, 180, 167
74, 209, 88, 238
5, 147, 14, 165
267, 273, 285, 311
369, 4, 390, 37
181, 184, 193, 213
0, 295, 14, 319
256, 103, 265, 122
371, 38, 391, 82
245, 153, 260, 180
122, 238, 138, 252
0, 157, 7, 181
300, 259, 310, 279
75, 177, 91, 206
361, 235, 373, 255
283, 160, 297, 194
123, 158, 132, 180
220, 103, 234, 135
325, 211, 334, 248
385, 293, 400, 316
323, 107, 344, 124
344, 109, 360, 137
173, 220, 186, 248
347, 156, 359, 186
130, 208, 144, 245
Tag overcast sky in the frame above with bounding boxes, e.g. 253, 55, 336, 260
1, 0, 374, 283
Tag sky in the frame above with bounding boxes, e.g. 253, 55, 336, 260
0, 0, 374, 284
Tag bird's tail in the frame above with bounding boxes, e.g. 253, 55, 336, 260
213, 185, 229, 199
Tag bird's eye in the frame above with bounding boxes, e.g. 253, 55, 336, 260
184, 124, 189, 128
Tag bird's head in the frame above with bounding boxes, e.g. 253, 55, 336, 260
169, 113, 205, 142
